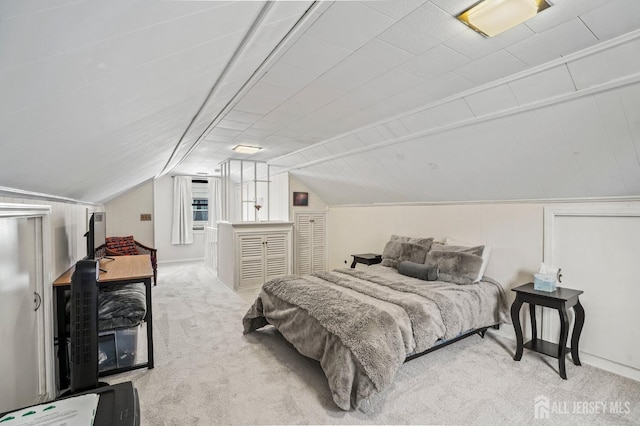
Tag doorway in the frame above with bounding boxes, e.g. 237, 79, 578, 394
0, 204, 53, 413
543, 204, 640, 381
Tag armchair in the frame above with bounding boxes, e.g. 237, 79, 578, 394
97, 236, 158, 285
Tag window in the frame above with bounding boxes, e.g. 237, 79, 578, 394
192, 179, 208, 230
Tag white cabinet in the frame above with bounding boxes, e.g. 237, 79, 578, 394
217, 222, 293, 290
295, 212, 326, 275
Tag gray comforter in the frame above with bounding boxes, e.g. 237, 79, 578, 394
243, 265, 508, 410
98, 283, 147, 331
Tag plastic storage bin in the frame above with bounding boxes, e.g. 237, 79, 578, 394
534, 273, 557, 292
98, 326, 139, 372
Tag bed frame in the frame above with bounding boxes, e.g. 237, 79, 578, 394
405, 324, 501, 362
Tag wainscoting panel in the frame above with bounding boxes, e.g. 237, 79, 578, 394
543, 205, 640, 380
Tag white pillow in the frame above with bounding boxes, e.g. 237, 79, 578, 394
445, 236, 491, 282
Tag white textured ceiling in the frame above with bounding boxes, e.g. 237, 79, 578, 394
1, 0, 639, 204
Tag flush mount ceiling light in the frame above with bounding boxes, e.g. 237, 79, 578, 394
457, 0, 551, 37
232, 144, 262, 154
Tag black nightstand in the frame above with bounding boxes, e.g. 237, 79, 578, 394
511, 283, 585, 379
350, 253, 382, 268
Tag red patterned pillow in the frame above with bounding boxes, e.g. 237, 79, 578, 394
106, 236, 139, 255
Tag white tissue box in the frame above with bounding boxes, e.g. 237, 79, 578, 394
534, 273, 556, 292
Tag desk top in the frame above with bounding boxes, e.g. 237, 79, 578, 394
53, 255, 152, 287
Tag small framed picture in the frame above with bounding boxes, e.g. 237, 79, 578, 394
293, 192, 309, 206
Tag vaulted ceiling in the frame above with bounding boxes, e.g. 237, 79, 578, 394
1, 0, 639, 204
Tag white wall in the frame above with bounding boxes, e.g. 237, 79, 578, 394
269, 172, 289, 221
327, 199, 640, 355
105, 180, 154, 247
0, 193, 99, 402
289, 174, 328, 219
327, 202, 542, 285
0, 195, 99, 278
153, 175, 205, 262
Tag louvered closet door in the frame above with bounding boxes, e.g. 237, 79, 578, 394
310, 214, 326, 272
295, 212, 326, 274
295, 214, 312, 274
238, 234, 265, 287
264, 233, 288, 280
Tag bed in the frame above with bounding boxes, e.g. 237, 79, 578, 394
243, 236, 509, 410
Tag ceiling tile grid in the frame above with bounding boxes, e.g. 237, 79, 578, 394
523, 0, 612, 34
400, 43, 471, 80
3, 0, 640, 203
453, 49, 528, 85
581, 0, 640, 41
304, 1, 396, 51
317, 39, 414, 92
362, 0, 427, 20
285, 78, 640, 205
398, 108, 439, 134
353, 127, 386, 147
384, 72, 476, 113
463, 85, 519, 117
272, 29, 640, 176
375, 120, 410, 141
217, 0, 640, 202
506, 18, 598, 67
508, 65, 577, 105
429, 98, 475, 127
567, 37, 640, 90
443, 22, 535, 61
279, 34, 353, 77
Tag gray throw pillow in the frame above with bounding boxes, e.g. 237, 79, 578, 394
430, 242, 484, 257
398, 261, 439, 281
389, 234, 434, 249
425, 250, 483, 285
381, 240, 431, 268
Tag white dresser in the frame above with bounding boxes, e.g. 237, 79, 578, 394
217, 221, 293, 290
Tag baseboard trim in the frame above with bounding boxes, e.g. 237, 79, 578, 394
488, 326, 640, 382
578, 353, 640, 382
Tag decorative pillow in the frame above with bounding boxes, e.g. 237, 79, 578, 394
381, 240, 432, 268
398, 261, 439, 281
106, 236, 139, 255
430, 241, 484, 257
425, 250, 483, 285
388, 234, 434, 249
444, 237, 492, 282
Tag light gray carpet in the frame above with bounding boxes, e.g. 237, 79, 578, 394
110, 261, 640, 425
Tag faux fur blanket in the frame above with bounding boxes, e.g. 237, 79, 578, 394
243, 266, 507, 410
98, 283, 147, 331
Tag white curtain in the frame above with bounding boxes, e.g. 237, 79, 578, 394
208, 178, 222, 228
171, 176, 193, 244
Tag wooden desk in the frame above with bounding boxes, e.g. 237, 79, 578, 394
54, 255, 153, 286
53, 255, 154, 391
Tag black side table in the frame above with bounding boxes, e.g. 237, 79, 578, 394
511, 283, 585, 379
350, 253, 382, 268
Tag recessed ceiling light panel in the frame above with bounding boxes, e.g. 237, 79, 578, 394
232, 144, 262, 155
457, 0, 551, 38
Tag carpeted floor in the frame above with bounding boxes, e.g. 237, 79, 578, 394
110, 261, 639, 425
